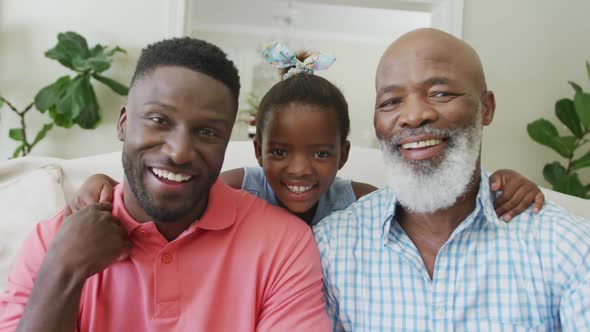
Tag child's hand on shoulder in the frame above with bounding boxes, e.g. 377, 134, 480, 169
489, 169, 545, 222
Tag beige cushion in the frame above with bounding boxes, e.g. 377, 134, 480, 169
0, 165, 66, 289
541, 188, 590, 219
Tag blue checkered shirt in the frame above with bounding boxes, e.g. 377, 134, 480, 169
313, 171, 590, 331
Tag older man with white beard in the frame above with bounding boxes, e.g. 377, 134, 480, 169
313, 28, 590, 331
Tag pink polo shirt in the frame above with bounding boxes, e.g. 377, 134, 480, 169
0, 180, 330, 331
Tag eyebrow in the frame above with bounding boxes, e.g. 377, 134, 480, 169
378, 76, 453, 94
143, 101, 232, 126
422, 77, 451, 86
143, 101, 176, 111
267, 141, 336, 149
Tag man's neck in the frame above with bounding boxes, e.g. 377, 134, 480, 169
121, 181, 206, 242
397, 168, 481, 278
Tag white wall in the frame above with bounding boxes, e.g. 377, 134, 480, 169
190, 0, 430, 145
2, 0, 589, 190
463, 0, 590, 186
0, 0, 170, 159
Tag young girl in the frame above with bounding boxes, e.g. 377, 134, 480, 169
66, 43, 544, 225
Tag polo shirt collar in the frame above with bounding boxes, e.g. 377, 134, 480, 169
112, 178, 237, 235
191, 179, 237, 231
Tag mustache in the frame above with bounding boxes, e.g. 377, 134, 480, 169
151, 159, 195, 173
382, 125, 454, 147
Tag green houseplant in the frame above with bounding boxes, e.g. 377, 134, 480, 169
527, 62, 590, 198
0, 31, 128, 158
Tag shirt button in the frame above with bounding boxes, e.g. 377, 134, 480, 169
435, 306, 446, 317
161, 253, 173, 264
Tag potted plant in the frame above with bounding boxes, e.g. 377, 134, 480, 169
0, 31, 128, 158
527, 62, 590, 198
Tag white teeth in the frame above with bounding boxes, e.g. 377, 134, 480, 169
152, 168, 191, 182
287, 185, 313, 194
401, 139, 442, 149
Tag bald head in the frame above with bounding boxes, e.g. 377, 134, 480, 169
377, 28, 487, 93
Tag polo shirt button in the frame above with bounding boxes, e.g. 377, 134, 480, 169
161, 253, 173, 264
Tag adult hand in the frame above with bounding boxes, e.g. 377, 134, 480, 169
63, 174, 118, 217
47, 202, 131, 282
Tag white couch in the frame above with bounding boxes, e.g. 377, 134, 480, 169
1, 141, 588, 289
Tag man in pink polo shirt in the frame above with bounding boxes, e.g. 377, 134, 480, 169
0, 38, 330, 331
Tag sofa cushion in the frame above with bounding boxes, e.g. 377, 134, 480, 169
541, 188, 589, 219
0, 165, 65, 289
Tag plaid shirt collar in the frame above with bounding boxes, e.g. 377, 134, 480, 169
381, 170, 506, 246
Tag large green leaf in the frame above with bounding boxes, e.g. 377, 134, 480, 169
527, 119, 575, 158
571, 150, 590, 172
569, 81, 583, 94
553, 172, 588, 198
34, 76, 71, 112
587, 60, 590, 81
543, 162, 588, 197
48, 106, 74, 128
45, 31, 90, 71
54, 75, 86, 120
89, 44, 106, 57
71, 44, 124, 74
543, 162, 566, 187
86, 57, 111, 73
74, 79, 101, 129
92, 74, 129, 95
72, 53, 111, 73
8, 128, 23, 141
574, 91, 590, 130
31, 123, 54, 148
555, 98, 584, 138
71, 57, 93, 72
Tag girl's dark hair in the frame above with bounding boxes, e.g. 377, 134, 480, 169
256, 62, 350, 144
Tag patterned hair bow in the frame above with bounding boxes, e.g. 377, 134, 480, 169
261, 42, 336, 80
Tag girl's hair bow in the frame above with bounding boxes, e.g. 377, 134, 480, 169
261, 42, 336, 79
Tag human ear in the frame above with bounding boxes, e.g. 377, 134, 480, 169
253, 136, 263, 167
481, 91, 496, 126
337, 140, 351, 170
117, 106, 127, 142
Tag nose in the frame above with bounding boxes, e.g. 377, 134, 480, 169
162, 129, 197, 166
286, 153, 313, 177
396, 95, 438, 128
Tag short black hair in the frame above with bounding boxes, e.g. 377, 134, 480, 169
131, 37, 240, 107
256, 74, 350, 144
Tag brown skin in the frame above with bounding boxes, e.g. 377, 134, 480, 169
253, 103, 352, 223
67, 102, 378, 226
118, 66, 235, 240
374, 28, 496, 278
17, 203, 130, 332
17, 66, 236, 332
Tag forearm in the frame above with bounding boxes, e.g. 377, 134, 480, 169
16, 255, 86, 332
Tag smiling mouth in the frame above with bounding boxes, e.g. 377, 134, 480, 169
285, 184, 314, 194
151, 167, 192, 182
401, 139, 443, 150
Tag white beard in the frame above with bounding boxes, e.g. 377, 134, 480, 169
379, 114, 483, 214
